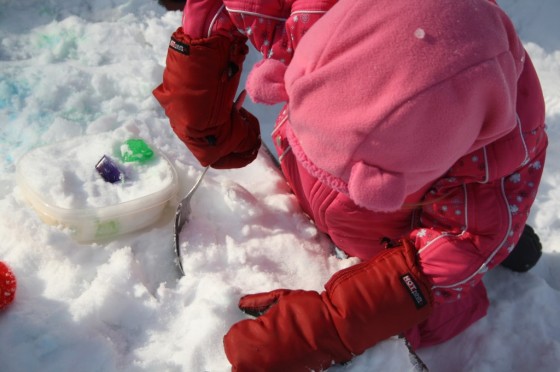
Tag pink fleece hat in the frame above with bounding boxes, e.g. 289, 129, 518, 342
284, 0, 524, 211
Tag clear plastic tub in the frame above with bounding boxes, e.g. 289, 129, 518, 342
16, 133, 178, 242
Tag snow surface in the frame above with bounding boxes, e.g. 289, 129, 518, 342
1, 0, 559, 371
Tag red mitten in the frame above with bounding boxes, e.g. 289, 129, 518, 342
153, 28, 261, 169
224, 240, 433, 371
0, 261, 16, 310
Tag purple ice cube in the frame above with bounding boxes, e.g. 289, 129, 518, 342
96, 155, 124, 183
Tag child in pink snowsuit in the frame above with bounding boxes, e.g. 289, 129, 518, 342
154, 0, 547, 370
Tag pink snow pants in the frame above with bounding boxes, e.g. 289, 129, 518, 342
272, 107, 548, 349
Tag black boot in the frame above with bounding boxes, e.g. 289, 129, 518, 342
158, 0, 185, 11
501, 225, 542, 272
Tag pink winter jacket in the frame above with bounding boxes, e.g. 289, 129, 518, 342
183, 0, 547, 345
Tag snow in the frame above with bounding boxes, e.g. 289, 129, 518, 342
17, 133, 175, 208
0, 0, 559, 371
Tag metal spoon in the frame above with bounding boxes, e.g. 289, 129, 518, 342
173, 166, 209, 276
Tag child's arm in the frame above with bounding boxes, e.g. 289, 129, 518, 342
153, 0, 261, 169
224, 0, 338, 105
224, 240, 434, 370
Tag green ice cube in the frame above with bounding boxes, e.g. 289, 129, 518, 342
120, 139, 154, 163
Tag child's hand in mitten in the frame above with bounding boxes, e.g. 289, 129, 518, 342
224, 241, 434, 371
153, 28, 260, 169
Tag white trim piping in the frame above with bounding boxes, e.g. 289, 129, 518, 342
271, 115, 289, 136
290, 10, 329, 16
418, 184, 469, 255
279, 145, 292, 163
479, 146, 490, 184
225, 8, 329, 23
207, 4, 227, 38
431, 177, 512, 289
225, 7, 288, 22
516, 114, 530, 167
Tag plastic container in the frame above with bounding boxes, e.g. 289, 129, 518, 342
16, 133, 178, 242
